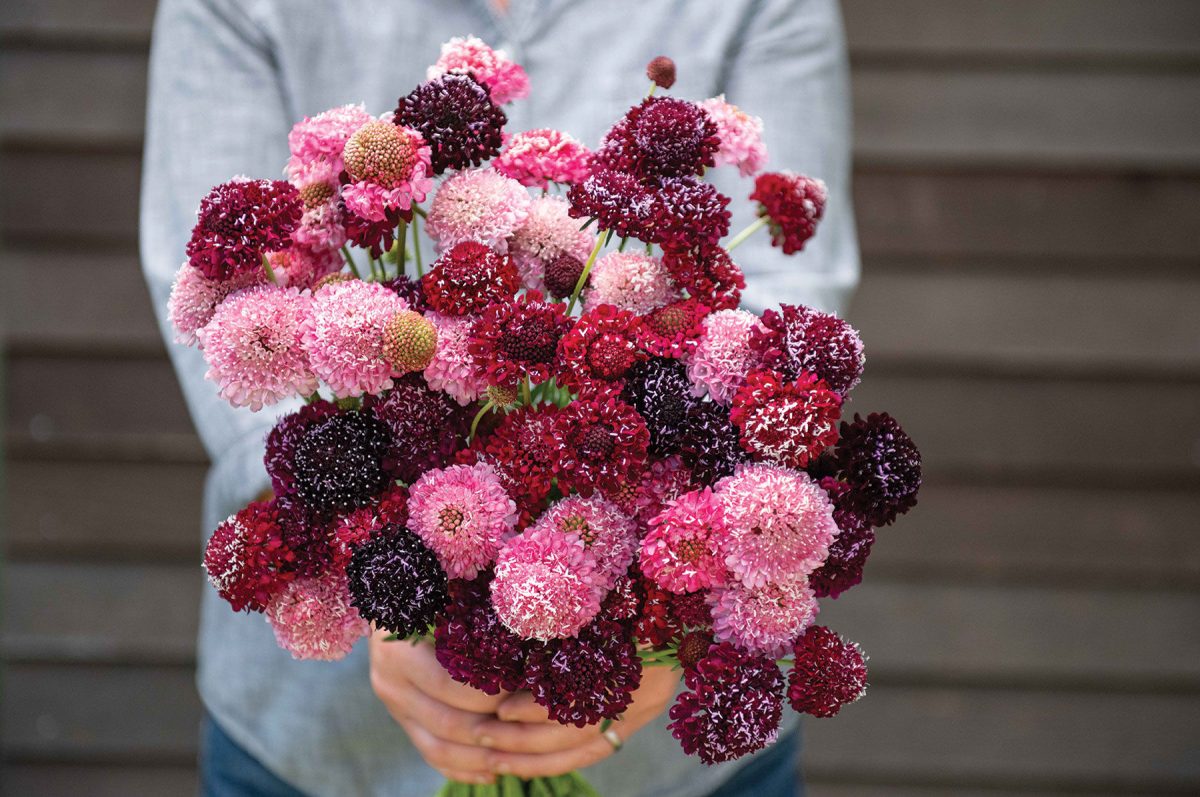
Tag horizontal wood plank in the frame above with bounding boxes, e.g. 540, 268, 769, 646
0, 0, 156, 45
1, 764, 198, 797
0, 151, 141, 244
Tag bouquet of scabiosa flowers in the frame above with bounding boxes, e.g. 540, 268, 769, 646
171, 37, 922, 797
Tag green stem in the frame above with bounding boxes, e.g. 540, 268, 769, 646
302, 392, 319, 405
647, 81, 657, 98
566, 232, 606, 314
341, 245, 362, 280
618, 236, 629, 252
412, 210, 424, 278
396, 219, 408, 278
261, 253, 277, 284
725, 215, 768, 252
468, 400, 496, 443
412, 204, 427, 219
521, 378, 531, 406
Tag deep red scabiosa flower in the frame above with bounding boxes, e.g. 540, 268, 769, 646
730, 369, 842, 469
661, 244, 744, 311
340, 120, 434, 222
687, 308, 764, 405
331, 484, 409, 566
289, 411, 394, 517
421, 241, 520, 317
635, 578, 681, 648
270, 494, 337, 578
407, 462, 518, 580
677, 401, 751, 483
474, 405, 560, 515
381, 310, 438, 375
424, 169, 532, 252
566, 168, 656, 240
303, 279, 411, 398
187, 178, 302, 281
556, 304, 646, 390
203, 500, 298, 612
469, 291, 570, 389
622, 358, 700, 456
809, 478, 876, 599
601, 571, 644, 621
715, 462, 840, 587
646, 56, 677, 89
531, 494, 639, 591
339, 198, 404, 259
709, 576, 818, 658
594, 98, 719, 179
552, 388, 650, 498
671, 589, 714, 629
668, 641, 785, 764
836, 412, 922, 527
167, 263, 265, 346
648, 177, 732, 250
435, 575, 530, 695
494, 128, 591, 189
264, 400, 339, 498
346, 524, 449, 637
395, 74, 507, 174
751, 304, 865, 396
524, 618, 642, 727
641, 487, 728, 593
266, 246, 342, 291
265, 568, 369, 661
788, 625, 868, 718
491, 525, 604, 640
543, 252, 588, 300
676, 630, 715, 671
750, 172, 827, 254
427, 35, 530, 105
364, 373, 471, 484
637, 298, 711, 359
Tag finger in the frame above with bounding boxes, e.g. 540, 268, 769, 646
495, 691, 553, 723
474, 716, 597, 754
398, 717, 496, 779
374, 636, 507, 714
487, 730, 616, 779
440, 770, 496, 786
375, 674, 493, 746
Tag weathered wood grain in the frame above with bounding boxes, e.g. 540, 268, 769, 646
1, 764, 198, 797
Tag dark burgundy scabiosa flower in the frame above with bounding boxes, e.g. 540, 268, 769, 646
364, 374, 471, 484
477, 405, 562, 516
203, 500, 298, 613
552, 388, 650, 498
729, 369, 843, 469
187, 178, 302, 281
290, 411, 394, 516
749, 172, 827, 254
264, 400, 341, 499
635, 579, 681, 648
556, 304, 646, 391
435, 575, 529, 695
648, 177, 731, 249
637, 298, 711, 359
421, 241, 520, 316
543, 252, 589, 300
671, 589, 714, 629
594, 98, 719, 180
751, 304, 865, 396
601, 571, 644, 621
394, 74, 506, 174
524, 618, 643, 727
469, 291, 570, 389
809, 478, 876, 599
661, 244, 744, 311
331, 484, 409, 566
566, 168, 656, 240
382, 274, 428, 312
345, 524, 449, 637
676, 630, 715, 671
836, 412, 922, 526
622, 358, 701, 455
677, 401, 751, 483
340, 199, 405, 259
273, 495, 337, 578
646, 56, 677, 89
788, 625, 868, 718
668, 641, 785, 765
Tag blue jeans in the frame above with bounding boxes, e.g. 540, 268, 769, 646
201, 716, 800, 797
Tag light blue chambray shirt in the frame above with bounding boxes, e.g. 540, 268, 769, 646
140, 1, 858, 794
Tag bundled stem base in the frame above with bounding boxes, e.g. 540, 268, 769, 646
435, 772, 601, 797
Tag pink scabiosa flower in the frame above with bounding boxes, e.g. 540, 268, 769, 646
469, 291, 571, 389
532, 494, 639, 590
556, 304, 646, 390
187, 178, 303, 282
749, 172, 827, 254
699, 95, 768, 176
750, 304, 865, 396
266, 246, 342, 290
203, 500, 298, 613
788, 625, 868, 718
552, 388, 651, 498
641, 487, 728, 593
408, 462, 518, 580
491, 525, 604, 640
668, 642, 784, 764
196, 285, 317, 410
266, 568, 370, 661
340, 119, 434, 223
167, 262, 265, 346
730, 369, 843, 469
423, 312, 488, 405
286, 103, 374, 179
686, 309, 764, 405
424, 169, 532, 252
567, 168, 657, 240
495, 128, 591, 189
427, 35, 530, 105
583, 252, 679, 316
715, 463, 840, 587
302, 280, 409, 398
710, 576, 818, 658
506, 195, 596, 292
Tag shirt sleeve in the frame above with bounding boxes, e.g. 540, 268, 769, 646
139, 0, 298, 500
711, 0, 860, 317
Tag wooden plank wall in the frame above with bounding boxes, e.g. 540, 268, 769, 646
3, 1, 1199, 794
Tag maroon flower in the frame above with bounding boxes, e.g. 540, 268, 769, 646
421, 241, 519, 316
339, 197, 407, 259
594, 98, 718, 179
750, 304, 864, 395
567, 168, 656, 240
661, 244, 744, 311
835, 412, 922, 526
476, 405, 562, 519
331, 485, 409, 566
636, 298, 711, 359
265, 400, 340, 499
646, 56, 677, 89
809, 479, 876, 599
395, 74, 506, 174
556, 304, 646, 390
730, 369, 842, 469
677, 401, 751, 483
435, 575, 529, 695
551, 388, 650, 497
364, 374, 471, 484
469, 291, 570, 388
187, 179, 302, 281
788, 626, 867, 718
543, 252, 589, 300
203, 500, 298, 613
524, 618, 642, 727
648, 177, 731, 249
749, 172, 827, 254
676, 630, 715, 671
621, 358, 700, 456
668, 641, 784, 764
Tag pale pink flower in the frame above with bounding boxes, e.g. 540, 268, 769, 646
286, 103, 374, 180
302, 280, 409, 398
687, 309, 763, 405
710, 576, 817, 657
531, 494, 638, 590
427, 35, 530, 105
491, 525, 604, 640
507, 195, 596, 291
583, 252, 679, 316
266, 568, 370, 661
425, 169, 533, 253
423, 312, 487, 405
168, 262, 265, 346
699, 95, 768, 176
408, 462, 519, 580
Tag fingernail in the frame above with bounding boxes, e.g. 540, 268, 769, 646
478, 735, 495, 748
494, 761, 512, 775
